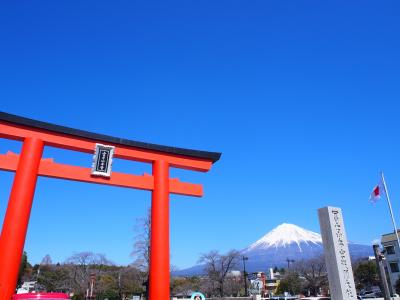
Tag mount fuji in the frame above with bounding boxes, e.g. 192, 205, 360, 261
241, 223, 371, 272
175, 223, 373, 275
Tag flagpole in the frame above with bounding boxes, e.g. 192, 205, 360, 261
381, 171, 400, 249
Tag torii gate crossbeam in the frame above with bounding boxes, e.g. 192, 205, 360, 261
0, 112, 220, 300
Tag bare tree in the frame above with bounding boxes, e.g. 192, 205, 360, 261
66, 251, 97, 266
224, 274, 243, 297
96, 253, 114, 266
67, 252, 113, 267
294, 255, 327, 296
65, 252, 97, 296
198, 250, 240, 297
131, 209, 151, 273
65, 251, 114, 296
41, 254, 53, 266
131, 209, 152, 299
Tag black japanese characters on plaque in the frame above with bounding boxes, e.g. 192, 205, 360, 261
91, 144, 115, 177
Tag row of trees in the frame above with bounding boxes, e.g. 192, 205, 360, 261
197, 250, 390, 297
18, 250, 393, 299
276, 257, 387, 296
16, 210, 395, 299
19, 252, 145, 300
197, 251, 329, 297
19, 251, 243, 299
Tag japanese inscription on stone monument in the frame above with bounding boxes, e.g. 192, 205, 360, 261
318, 206, 357, 300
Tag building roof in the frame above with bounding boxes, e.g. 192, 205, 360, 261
0, 112, 221, 163
381, 230, 400, 243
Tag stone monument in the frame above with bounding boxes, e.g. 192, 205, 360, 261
318, 206, 357, 300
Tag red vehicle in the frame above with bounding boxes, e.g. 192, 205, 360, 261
12, 294, 70, 300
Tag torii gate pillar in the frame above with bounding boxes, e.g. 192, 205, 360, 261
150, 160, 170, 300
0, 137, 44, 299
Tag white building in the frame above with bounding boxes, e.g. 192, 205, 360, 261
16, 281, 36, 294
381, 230, 400, 293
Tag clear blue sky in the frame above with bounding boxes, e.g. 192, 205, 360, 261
0, 1, 400, 269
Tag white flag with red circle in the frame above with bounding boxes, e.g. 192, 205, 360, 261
370, 180, 385, 203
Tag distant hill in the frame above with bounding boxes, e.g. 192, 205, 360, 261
174, 223, 373, 276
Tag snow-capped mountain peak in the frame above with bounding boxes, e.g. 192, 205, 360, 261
245, 223, 322, 251
175, 223, 373, 276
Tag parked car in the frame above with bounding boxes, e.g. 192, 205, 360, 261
358, 291, 384, 299
271, 296, 300, 300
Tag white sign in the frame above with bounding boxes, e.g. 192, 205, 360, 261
91, 143, 115, 177
318, 206, 357, 300
250, 279, 263, 294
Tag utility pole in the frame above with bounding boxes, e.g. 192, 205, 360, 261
34, 267, 41, 293
242, 256, 248, 296
118, 272, 122, 300
89, 273, 96, 300
373, 244, 391, 300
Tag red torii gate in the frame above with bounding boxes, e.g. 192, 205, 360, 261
0, 112, 220, 300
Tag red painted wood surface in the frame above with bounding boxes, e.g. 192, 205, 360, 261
149, 160, 170, 300
0, 122, 212, 171
0, 138, 44, 300
0, 152, 203, 197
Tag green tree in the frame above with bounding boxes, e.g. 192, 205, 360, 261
171, 276, 201, 296
276, 273, 303, 295
394, 277, 400, 295
354, 261, 379, 290
97, 274, 119, 300
71, 294, 84, 300
18, 251, 32, 286
171, 277, 191, 296
36, 264, 71, 292
118, 266, 145, 296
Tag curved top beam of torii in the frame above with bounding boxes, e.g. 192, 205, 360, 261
0, 112, 221, 163
0, 111, 221, 171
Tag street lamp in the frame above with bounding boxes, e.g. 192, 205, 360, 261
286, 258, 295, 270
242, 256, 249, 296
